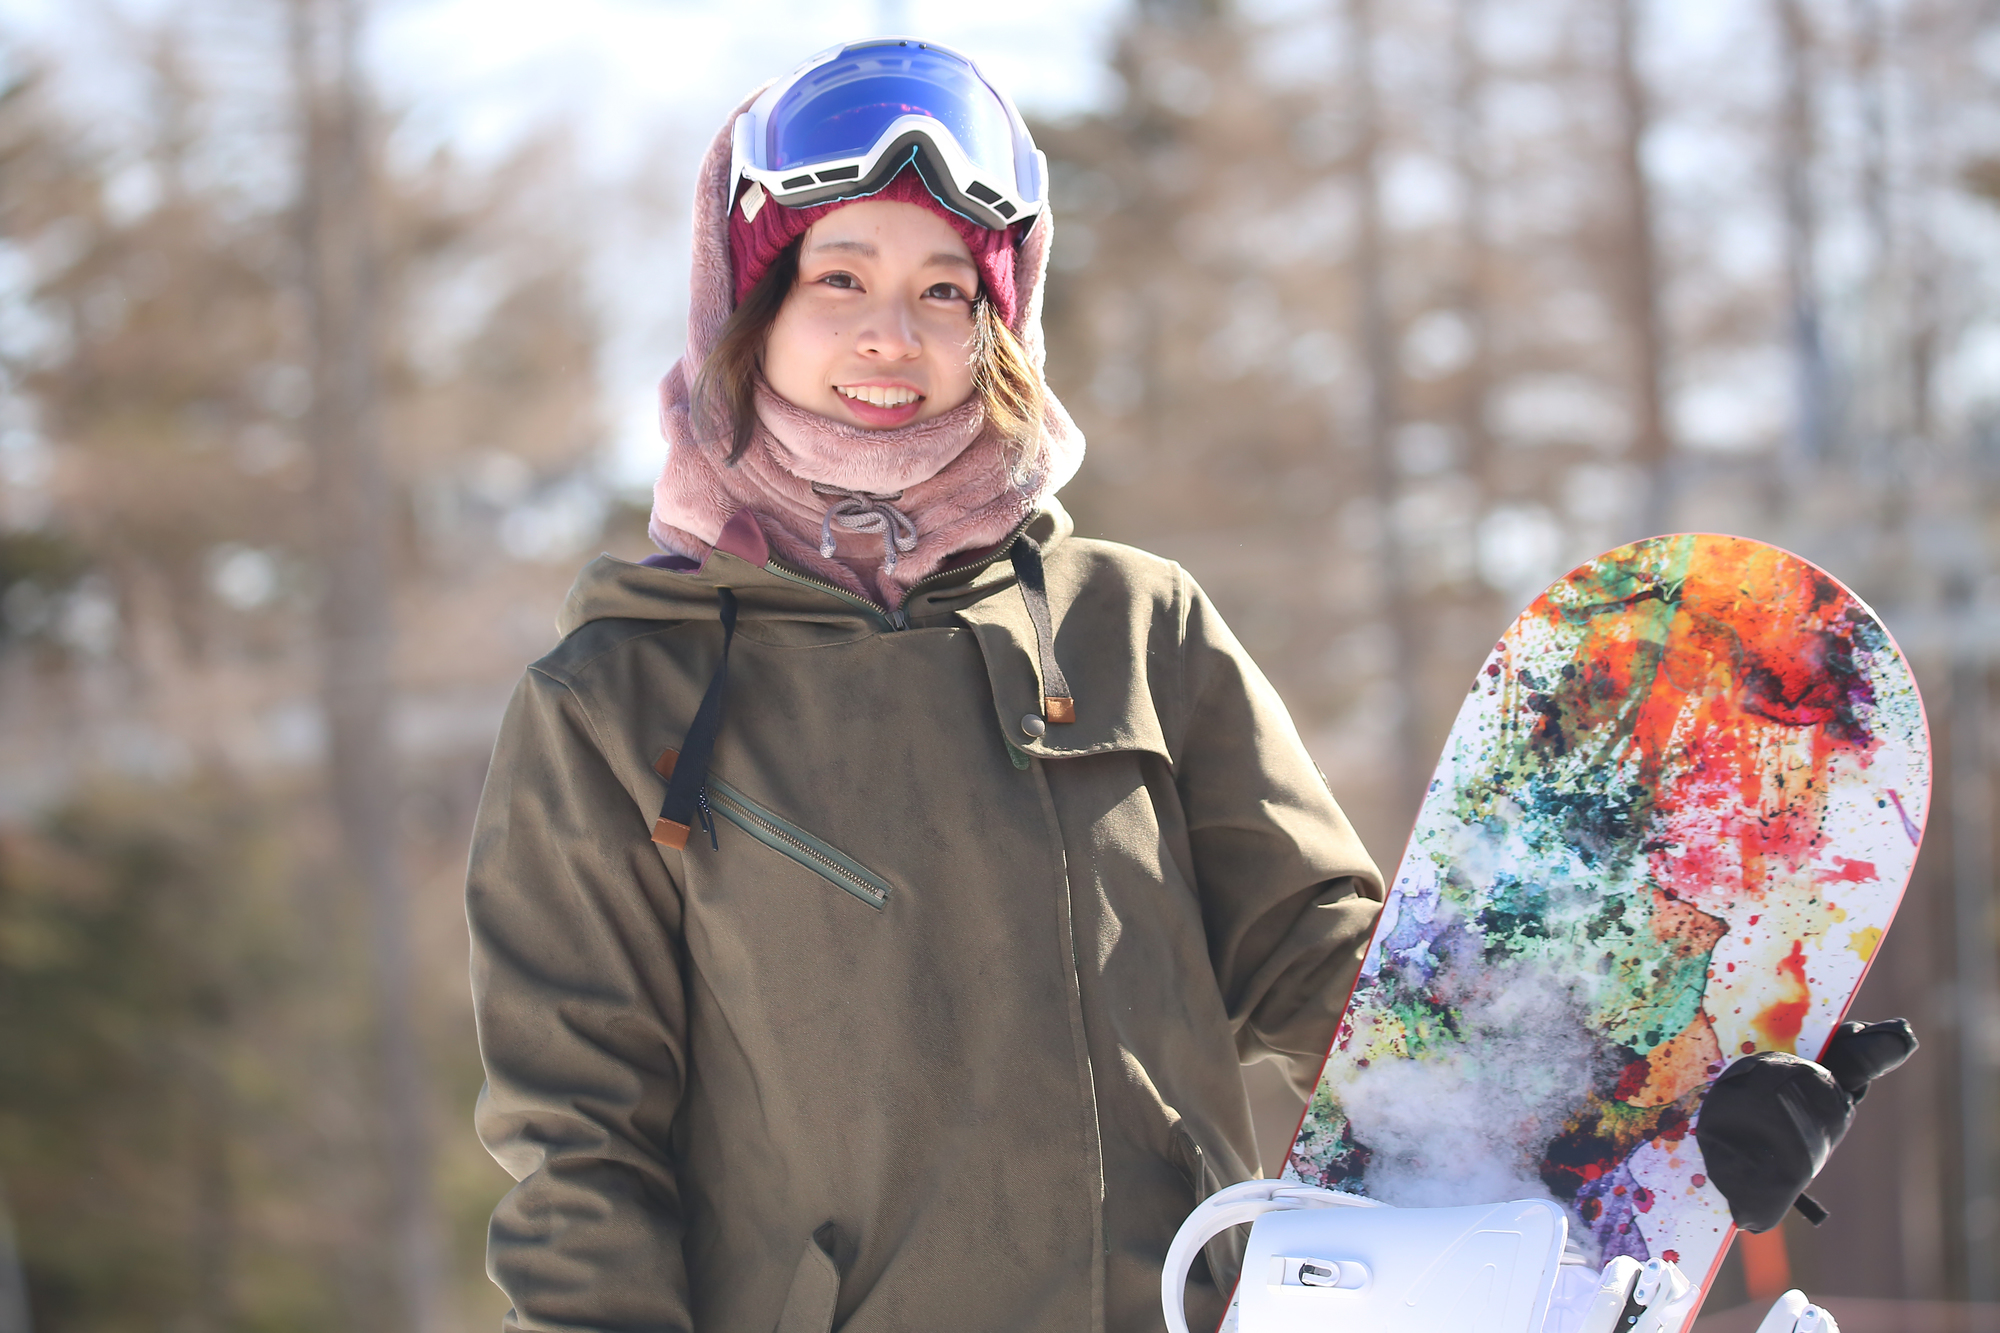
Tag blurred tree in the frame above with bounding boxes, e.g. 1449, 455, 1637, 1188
1968, 157, 2000, 209
1344, 0, 1423, 810
1038, 0, 2000, 1293
1446, 0, 1497, 511
1036, 0, 1387, 783
0, 779, 320, 1330
2, 0, 1998, 1319
0, 1185, 25, 1333
1608, 0, 1671, 533
1035, 0, 1576, 845
0, 530, 89, 651
0, 9, 608, 1328
287, 0, 447, 1326
1773, 0, 1830, 482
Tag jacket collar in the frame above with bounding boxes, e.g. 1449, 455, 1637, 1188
558, 500, 1075, 636
555, 498, 1164, 763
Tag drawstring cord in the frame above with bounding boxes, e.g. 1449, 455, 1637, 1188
652, 586, 738, 849
813, 483, 919, 571
649, 532, 1072, 843
1009, 537, 1075, 725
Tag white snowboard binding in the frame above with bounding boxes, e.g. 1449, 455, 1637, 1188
1163, 1181, 1816, 1333
1754, 1289, 1840, 1333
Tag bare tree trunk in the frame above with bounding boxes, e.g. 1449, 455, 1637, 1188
1848, 0, 1997, 1299
288, 2, 449, 1330
1950, 611, 2000, 1302
189, 1043, 236, 1331
1918, 0, 2000, 1298
1845, 0, 1895, 473
1450, 0, 1494, 499
1772, 0, 1828, 493
0, 1180, 27, 1333
1610, 0, 1671, 536
1448, 0, 1506, 644
1346, 0, 1423, 814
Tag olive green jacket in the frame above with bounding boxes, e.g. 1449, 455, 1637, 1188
467, 501, 1383, 1333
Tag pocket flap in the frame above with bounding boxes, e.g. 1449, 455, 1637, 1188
773, 1223, 842, 1333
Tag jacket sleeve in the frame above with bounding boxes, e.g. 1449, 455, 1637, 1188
467, 665, 692, 1332
1173, 572, 1387, 1101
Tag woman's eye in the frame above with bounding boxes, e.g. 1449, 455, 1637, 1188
818, 272, 860, 290
924, 282, 970, 302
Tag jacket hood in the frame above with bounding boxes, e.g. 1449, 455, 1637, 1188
642, 89, 1086, 605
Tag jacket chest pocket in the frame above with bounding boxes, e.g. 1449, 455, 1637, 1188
704, 774, 893, 911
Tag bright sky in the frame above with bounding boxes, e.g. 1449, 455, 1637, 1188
0, 0, 1125, 172
375, 0, 1125, 174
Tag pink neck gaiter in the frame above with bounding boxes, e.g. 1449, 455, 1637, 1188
647, 90, 1084, 609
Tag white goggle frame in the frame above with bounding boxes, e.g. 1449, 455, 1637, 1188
730, 110, 1046, 234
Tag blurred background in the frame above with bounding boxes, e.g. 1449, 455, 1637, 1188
0, 0, 1995, 1329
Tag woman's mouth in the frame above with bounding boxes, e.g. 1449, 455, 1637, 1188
836, 383, 925, 426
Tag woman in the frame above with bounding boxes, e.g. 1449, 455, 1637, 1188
468, 37, 1380, 1332
466, 37, 1906, 1333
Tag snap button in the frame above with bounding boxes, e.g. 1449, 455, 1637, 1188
1020, 713, 1047, 738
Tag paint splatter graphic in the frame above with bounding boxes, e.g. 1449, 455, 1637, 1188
1283, 534, 1929, 1290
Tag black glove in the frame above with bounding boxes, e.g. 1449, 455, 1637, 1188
1693, 1018, 1917, 1232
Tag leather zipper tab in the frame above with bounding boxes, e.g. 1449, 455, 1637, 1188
651, 748, 713, 849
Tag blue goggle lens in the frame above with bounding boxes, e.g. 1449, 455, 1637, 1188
762, 45, 1035, 201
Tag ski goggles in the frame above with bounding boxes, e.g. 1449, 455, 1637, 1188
731, 38, 1047, 234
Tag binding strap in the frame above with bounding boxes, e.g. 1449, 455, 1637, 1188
652, 587, 738, 849
1009, 538, 1075, 724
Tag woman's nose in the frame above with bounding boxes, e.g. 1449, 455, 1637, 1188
855, 299, 921, 360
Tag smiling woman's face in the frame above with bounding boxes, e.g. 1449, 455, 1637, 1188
762, 199, 981, 430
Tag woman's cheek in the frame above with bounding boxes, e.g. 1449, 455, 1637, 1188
760, 304, 833, 409
936, 313, 979, 380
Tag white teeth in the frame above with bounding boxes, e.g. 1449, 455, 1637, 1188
838, 385, 921, 408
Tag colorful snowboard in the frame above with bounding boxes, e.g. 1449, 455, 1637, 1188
1276, 534, 1930, 1325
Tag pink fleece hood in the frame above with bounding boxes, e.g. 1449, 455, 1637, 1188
646, 90, 1086, 608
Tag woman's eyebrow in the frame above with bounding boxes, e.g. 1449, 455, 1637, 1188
807, 238, 975, 273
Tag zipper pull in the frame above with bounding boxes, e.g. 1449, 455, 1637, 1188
696, 786, 718, 850
889, 607, 910, 630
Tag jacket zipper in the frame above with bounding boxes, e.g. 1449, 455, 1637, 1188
703, 774, 892, 910
891, 514, 1036, 623
758, 513, 1037, 633
761, 563, 897, 629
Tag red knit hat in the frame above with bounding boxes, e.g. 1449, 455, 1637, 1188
728, 164, 1020, 325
